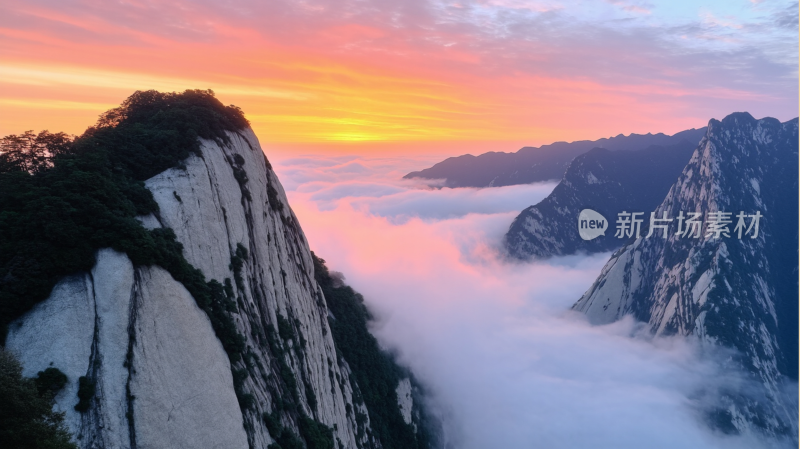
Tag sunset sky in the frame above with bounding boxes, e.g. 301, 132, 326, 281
1, 0, 797, 156
0, 4, 796, 445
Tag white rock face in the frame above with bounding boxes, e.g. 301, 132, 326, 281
7, 249, 248, 449
396, 378, 415, 428
143, 129, 372, 448
6, 274, 95, 436
86, 249, 134, 448
131, 266, 247, 449
7, 127, 402, 448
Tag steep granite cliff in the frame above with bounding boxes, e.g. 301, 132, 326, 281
2, 91, 437, 449
573, 113, 798, 440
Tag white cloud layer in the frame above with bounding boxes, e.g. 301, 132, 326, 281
273, 154, 795, 449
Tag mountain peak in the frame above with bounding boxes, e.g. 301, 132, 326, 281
2, 91, 441, 449
573, 112, 799, 439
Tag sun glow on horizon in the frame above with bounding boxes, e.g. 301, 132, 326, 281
0, 0, 796, 154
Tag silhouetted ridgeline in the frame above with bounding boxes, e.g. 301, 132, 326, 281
404, 128, 706, 188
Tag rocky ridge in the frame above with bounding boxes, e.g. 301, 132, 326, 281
404, 128, 706, 188
573, 113, 799, 440
504, 140, 697, 259
6, 128, 434, 448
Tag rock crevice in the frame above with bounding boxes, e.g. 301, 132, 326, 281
6, 127, 423, 448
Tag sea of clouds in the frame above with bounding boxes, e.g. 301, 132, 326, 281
272, 154, 791, 449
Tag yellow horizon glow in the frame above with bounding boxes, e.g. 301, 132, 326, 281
2, 2, 767, 155
3, 58, 711, 151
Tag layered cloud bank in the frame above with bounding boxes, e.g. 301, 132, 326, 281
273, 154, 795, 449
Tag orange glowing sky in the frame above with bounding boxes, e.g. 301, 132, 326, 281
1, 0, 797, 156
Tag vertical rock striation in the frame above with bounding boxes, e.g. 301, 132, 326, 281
573, 113, 799, 439
6, 127, 431, 448
7, 249, 248, 448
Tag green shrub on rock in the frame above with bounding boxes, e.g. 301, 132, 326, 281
34, 367, 68, 398
0, 350, 77, 449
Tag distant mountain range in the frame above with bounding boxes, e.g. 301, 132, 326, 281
573, 113, 799, 441
404, 128, 707, 188
504, 141, 697, 259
